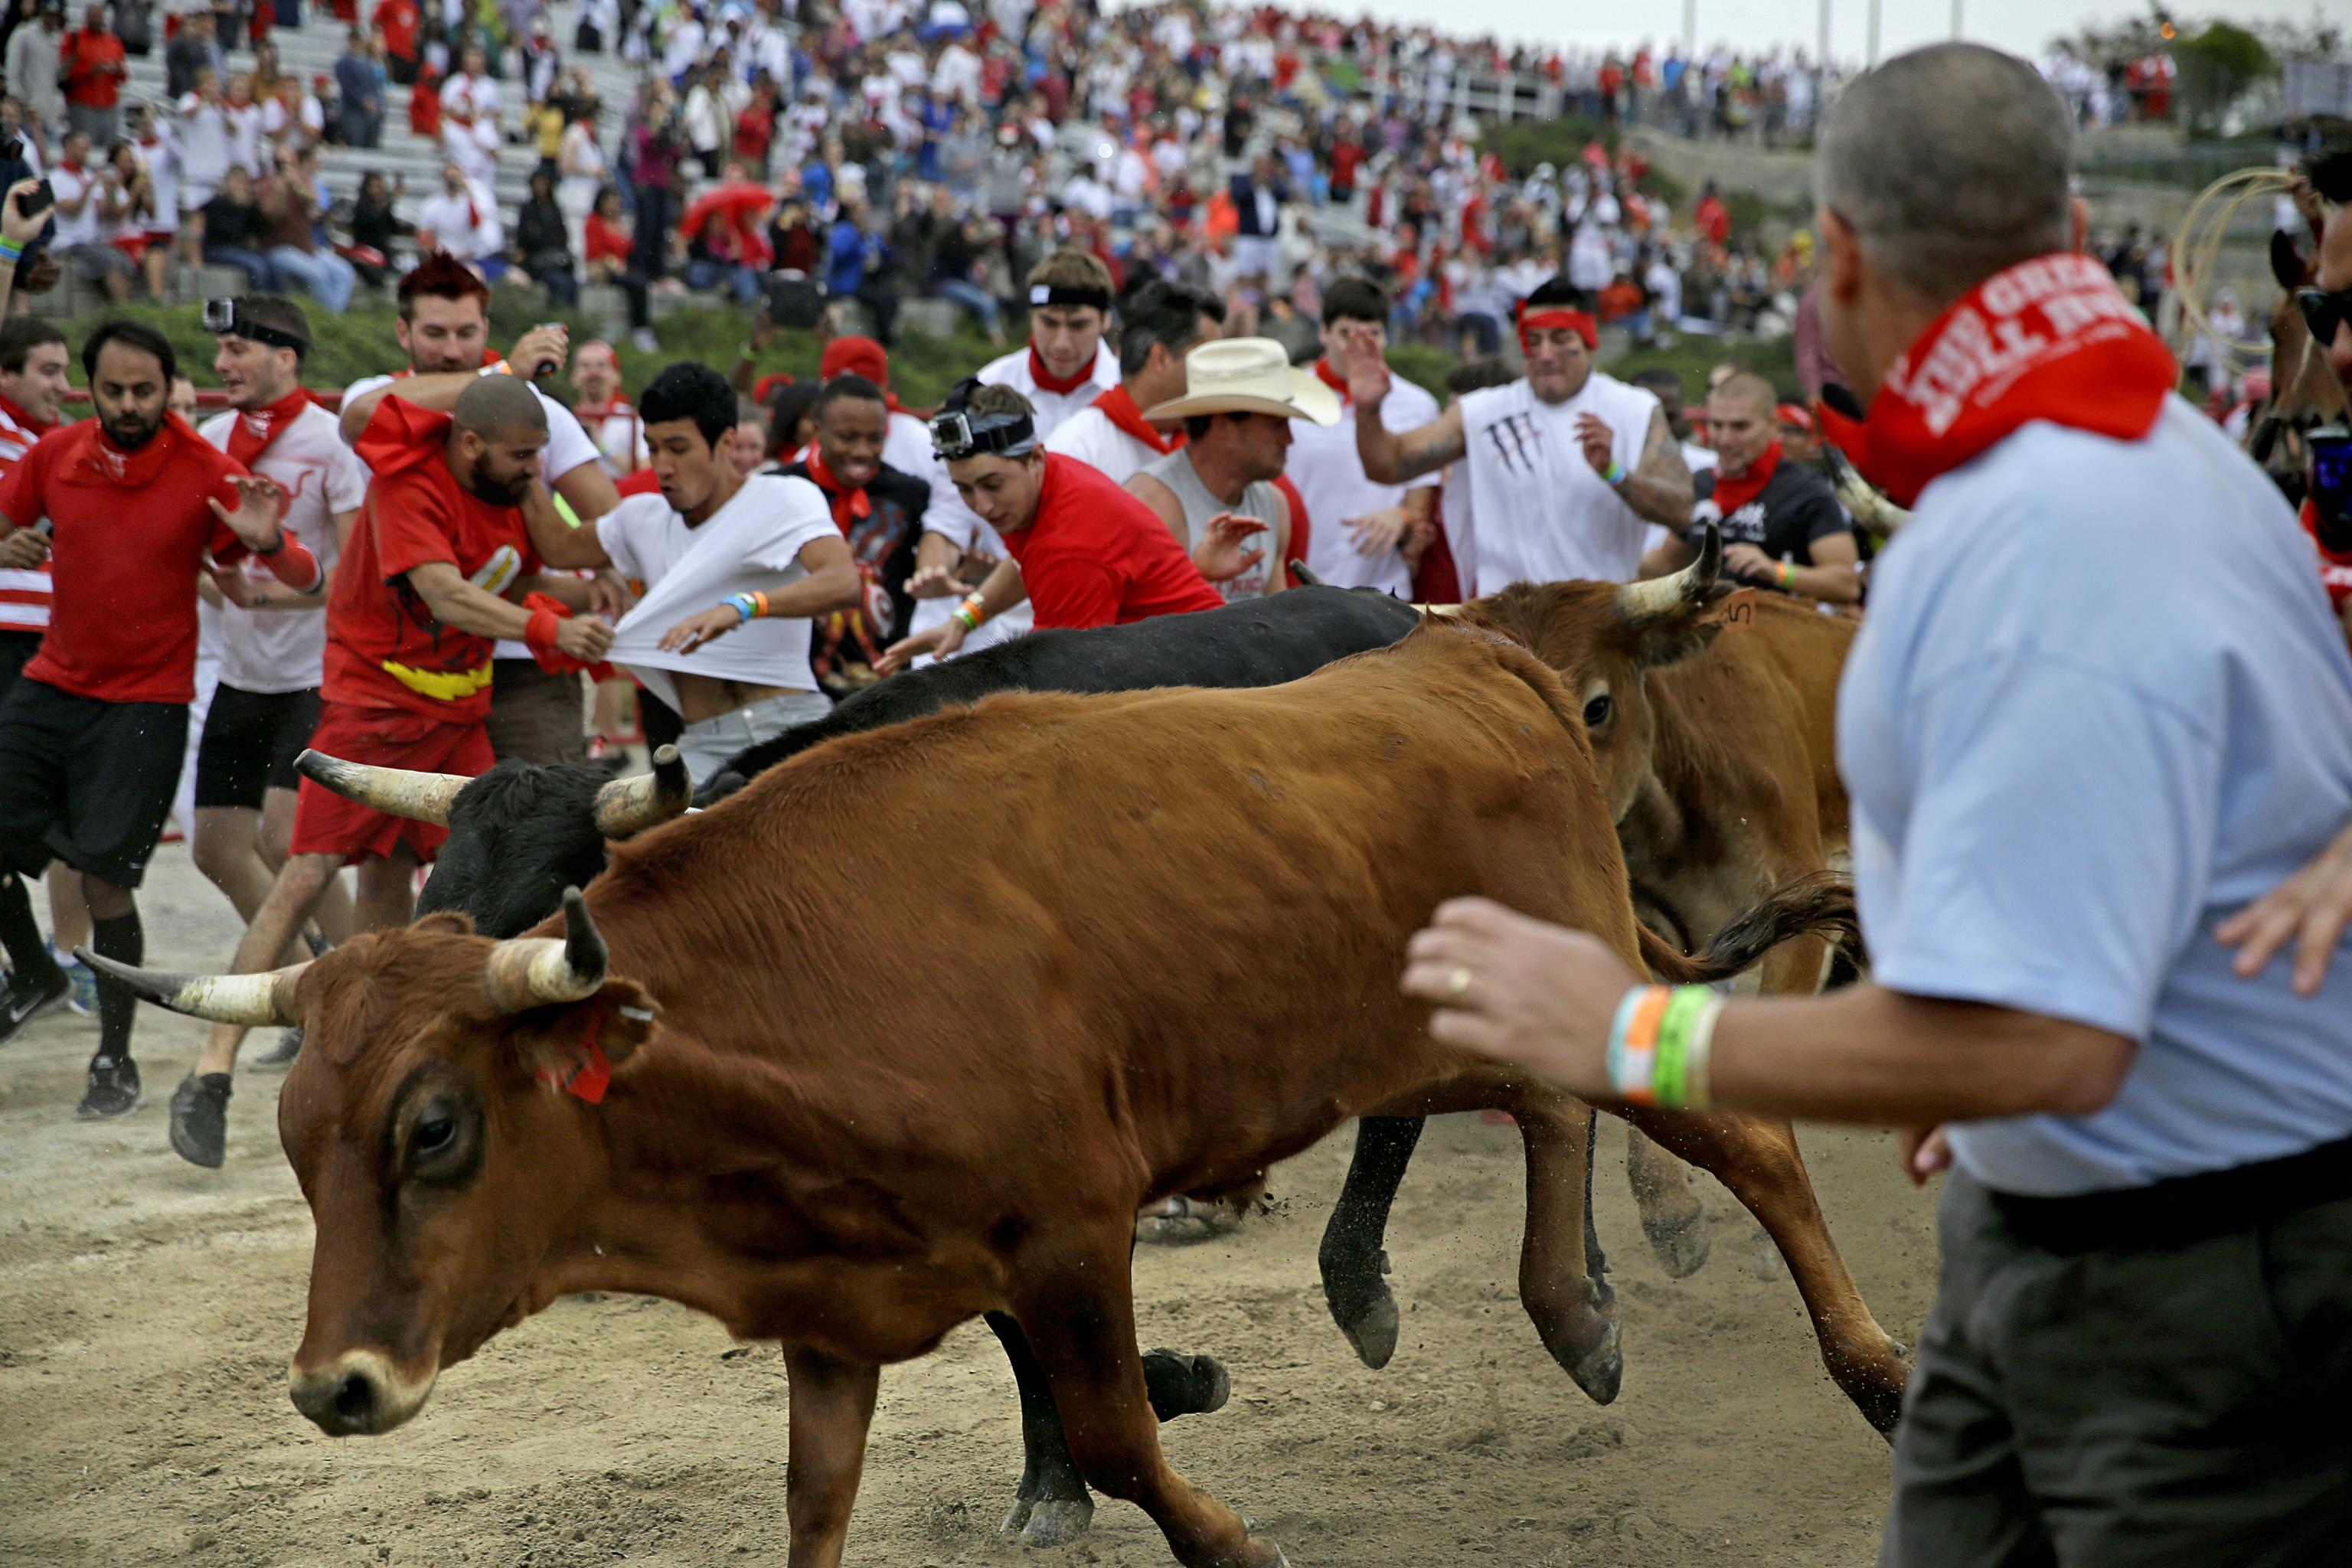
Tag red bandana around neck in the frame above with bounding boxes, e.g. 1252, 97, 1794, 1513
71, 412, 202, 488
1812, 252, 2177, 508
1027, 345, 1096, 397
1090, 384, 1181, 455
0, 391, 53, 438
226, 386, 314, 469
1710, 439, 1782, 518
1312, 357, 1351, 400
805, 447, 873, 532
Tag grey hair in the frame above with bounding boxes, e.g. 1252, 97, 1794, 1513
1815, 43, 2075, 304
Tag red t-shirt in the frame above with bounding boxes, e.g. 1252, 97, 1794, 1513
374, 0, 420, 60
1001, 455, 1223, 630
0, 416, 247, 704
584, 211, 631, 266
62, 28, 125, 109
325, 397, 534, 724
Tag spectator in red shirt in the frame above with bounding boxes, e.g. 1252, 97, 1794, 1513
583, 185, 654, 349
0, 321, 318, 1117
878, 384, 1260, 670
60, 3, 127, 147
374, 0, 420, 85
172, 376, 614, 1165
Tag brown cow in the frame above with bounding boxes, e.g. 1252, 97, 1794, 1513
93, 622, 1903, 1568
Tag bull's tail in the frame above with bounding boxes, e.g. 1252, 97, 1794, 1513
1633, 871, 1861, 988
1289, 558, 1325, 586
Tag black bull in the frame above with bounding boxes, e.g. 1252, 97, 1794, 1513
302, 583, 1703, 1544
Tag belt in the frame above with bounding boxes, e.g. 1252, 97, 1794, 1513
1987, 1132, 2352, 1254
380, 658, 493, 702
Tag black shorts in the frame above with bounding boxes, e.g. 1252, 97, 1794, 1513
194, 682, 322, 810
0, 675, 187, 887
0, 628, 38, 705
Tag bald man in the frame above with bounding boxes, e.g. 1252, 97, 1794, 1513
168, 376, 614, 1168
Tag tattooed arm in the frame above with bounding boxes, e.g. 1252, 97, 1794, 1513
1612, 407, 1696, 528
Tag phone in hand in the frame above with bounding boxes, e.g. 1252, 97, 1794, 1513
15, 179, 53, 220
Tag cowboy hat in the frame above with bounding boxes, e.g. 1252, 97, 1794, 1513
1142, 338, 1341, 426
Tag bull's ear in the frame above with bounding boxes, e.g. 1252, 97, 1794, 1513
509, 979, 661, 1097
1628, 583, 1740, 671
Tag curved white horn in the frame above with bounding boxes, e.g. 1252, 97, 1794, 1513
482, 887, 609, 1012
296, 750, 469, 828
76, 949, 305, 1026
1615, 521, 1721, 627
591, 745, 694, 840
1409, 603, 1464, 618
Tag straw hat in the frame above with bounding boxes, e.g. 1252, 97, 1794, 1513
1142, 338, 1341, 426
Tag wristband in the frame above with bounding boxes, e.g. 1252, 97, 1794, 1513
253, 529, 284, 557
1605, 983, 1723, 1109
478, 359, 513, 377
1776, 560, 1795, 590
1602, 459, 1626, 488
0, 239, 22, 265
523, 604, 561, 655
724, 591, 762, 624
952, 593, 988, 632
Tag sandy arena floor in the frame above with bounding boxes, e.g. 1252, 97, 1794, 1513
1, 849, 1938, 1567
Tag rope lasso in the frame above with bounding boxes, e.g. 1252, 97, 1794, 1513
2170, 166, 2293, 384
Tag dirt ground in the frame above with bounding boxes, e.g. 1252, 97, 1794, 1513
1, 849, 1939, 1568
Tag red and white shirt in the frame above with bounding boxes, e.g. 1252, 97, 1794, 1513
0, 394, 57, 634
200, 398, 368, 694
577, 397, 649, 475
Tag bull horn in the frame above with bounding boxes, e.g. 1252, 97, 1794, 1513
296, 750, 469, 828
73, 949, 305, 1026
1410, 603, 1464, 618
1288, 558, 1326, 587
482, 887, 609, 1012
591, 745, 693, 840
1615, 521, 1720, 627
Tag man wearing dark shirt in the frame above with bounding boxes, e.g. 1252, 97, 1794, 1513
1642, 369, 1860, 604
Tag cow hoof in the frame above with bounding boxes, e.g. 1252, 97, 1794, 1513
1018, 1498, 1095, 1548
1334, 1287, 1400, 1370
1144, 1348, 1232, 1419
1643, 1210, 1712, 1280
1000, 1496, 1034, 1537
1135, 1195, 1246, 1246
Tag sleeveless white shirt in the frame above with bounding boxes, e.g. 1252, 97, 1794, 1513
1454, 373, 1661, 593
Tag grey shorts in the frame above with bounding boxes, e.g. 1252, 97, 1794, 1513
674, 689, 830, 794
485, 659, 587, 766
1882, 1169, 2352, 1568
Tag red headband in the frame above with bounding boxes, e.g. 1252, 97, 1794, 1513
1517, 306, 1597, 351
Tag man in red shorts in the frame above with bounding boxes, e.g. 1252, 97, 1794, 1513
0, 320, 317, 1118
877, 384, 1262, 670
168, 374, 612, 1166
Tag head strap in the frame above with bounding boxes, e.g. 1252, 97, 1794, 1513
929, 377, 1037, 461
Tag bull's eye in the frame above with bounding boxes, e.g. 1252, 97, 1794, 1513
413, 1114, 456, 1155
1583, 692, 1615, 727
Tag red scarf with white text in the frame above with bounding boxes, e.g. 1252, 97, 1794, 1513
226, 386, 313, 469
1027, 345, 1095, 397
1813, 252, 2176, 508
1090, 384, 1181, 455
805, 446, 872, 533
1710, 439, 1782, 518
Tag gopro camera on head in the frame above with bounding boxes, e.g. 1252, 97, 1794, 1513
928, 409, 975, 459
201, 297, 237, 335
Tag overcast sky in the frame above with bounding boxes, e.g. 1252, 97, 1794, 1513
1340, 1, 2331, 65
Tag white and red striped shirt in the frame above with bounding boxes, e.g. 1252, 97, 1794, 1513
0, 394, 57, 634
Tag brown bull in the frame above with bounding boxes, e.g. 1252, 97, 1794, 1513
93, 621, 1902, 1568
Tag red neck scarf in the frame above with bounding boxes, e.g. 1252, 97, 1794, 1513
805, 447, 872, 533
69, 412, 201, 488
1312, 357, 1350, 400
1027, 345, 1096, 397
0, 392, 53, 437
226, 386, 312, 469
1813, 252, 2176, 508
1090, 384, 1180, 455
1710, 439, 1782, 518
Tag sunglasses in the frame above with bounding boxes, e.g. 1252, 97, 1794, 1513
2296, 286, 2352, 346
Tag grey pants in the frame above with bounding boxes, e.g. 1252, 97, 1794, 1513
674, 689, 830, 795
1883, 1170, 2352, 1568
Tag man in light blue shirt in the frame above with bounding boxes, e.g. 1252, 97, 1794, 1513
1403, 43, 2352, 1567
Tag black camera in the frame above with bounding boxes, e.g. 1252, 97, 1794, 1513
2312, 426, 2352, 554
201, 297, 238, 334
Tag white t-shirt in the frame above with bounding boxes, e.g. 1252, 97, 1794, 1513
224, 101, 263, 176
883, 409, 932, 482
199, 401, 370, 694
344, 374, 603, 658
596, 475, 838, 710
178, 97, 231, 193
417, 181, 503, 261
49, 162, 101, 247
136, 132, 180, 233
1042, 400, 1165, 487
1452, 372, 1661, 593
1288, 373, 1442, 596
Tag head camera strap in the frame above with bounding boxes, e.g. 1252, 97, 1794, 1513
1028, 282, 1112, 312
211, 301, 309, 355
929, 377, 1038, 461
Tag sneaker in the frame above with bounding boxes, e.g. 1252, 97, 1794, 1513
57, 954, 96, 1017
0, 962, 70, 1047
249, 1027, 303, 1070
76, 1054, 143, 1119
169, 1072, 233, 1167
